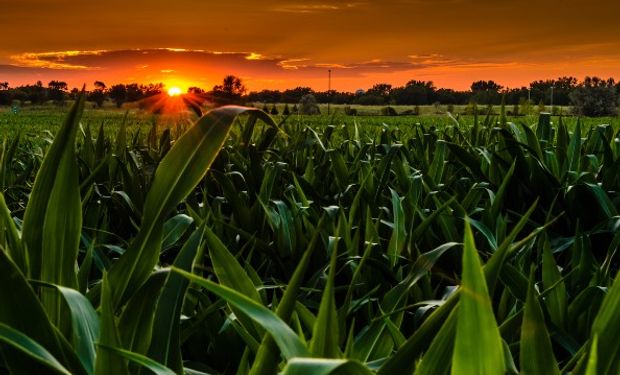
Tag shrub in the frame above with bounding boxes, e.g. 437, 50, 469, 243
344, 106, 357, 116
569, 79, 617, 116
381, 106, 398, 116
299, 94, 320, 115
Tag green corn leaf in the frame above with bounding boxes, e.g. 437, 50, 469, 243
118, 271, 167, 355
589, 267, 620, 374
387, 188, 406, 268
309, 233, 341, 358
282, 358, 375, 375
488, 160, 515, 222
0, 249, 86, 375
520, 267, 560, 375
22, 93, 85, 281
107, 107, 275, 309
585, 336, 598, 375
0, 323, 72, 375
0, 191, 24, 271
162, 214, 194, 251
378, 185, 538, 375
95, 273, 129, 375
206, 225, 263, 338
171, 267, 309, 359
250, 216, 326, 375
414, 308, 458, 375
33, 281, 100, 375
451, 220, 504, 374
148, 224, 205, 372
99, 345, 175, 375
541, 240, 566, 330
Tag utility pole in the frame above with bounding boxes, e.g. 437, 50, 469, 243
327, 69, 332, 115
550, 85, 554, 115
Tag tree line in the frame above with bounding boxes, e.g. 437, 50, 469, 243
1, 75, 619, 116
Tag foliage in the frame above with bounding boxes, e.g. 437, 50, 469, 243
569, 76, 618, 116
299, 93, 321, 114
380, 106, 398, 116
0, 100, 620, 374
212, 75, 247, 105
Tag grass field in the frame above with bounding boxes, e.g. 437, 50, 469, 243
1, 98, 620, 374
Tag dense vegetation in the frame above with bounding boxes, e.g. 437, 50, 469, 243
1, 95, 620, 374
1, 74, 619, 115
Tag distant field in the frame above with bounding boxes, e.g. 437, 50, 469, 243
0, 103, 617, 140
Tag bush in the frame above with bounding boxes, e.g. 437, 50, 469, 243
569, 80, 617, 116
344, 106, 357, 116
463, 102, 478, 115
299, 94, 320, 115
270, 104, 279, 115
381, 106, 398, 116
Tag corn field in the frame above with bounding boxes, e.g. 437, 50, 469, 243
1, 94, 620, 374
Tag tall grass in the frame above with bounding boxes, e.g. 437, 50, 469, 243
0, 95, 619, 374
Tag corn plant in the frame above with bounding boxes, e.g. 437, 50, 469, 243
0, 95, 619, 374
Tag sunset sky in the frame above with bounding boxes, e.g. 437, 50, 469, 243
1, 0, 619, 92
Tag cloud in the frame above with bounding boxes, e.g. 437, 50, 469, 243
8, 48, 467, 76
10, 50, 107, 70
273, 2, 363, 13
3, 48, 616, 91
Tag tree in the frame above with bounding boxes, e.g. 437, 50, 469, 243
109, 84, 128, 108
212, 75, 246, 105
392, 80, 436, 105
281, 87, 312, 103
188, 86, 206, 96
88, 81, 107, 108
0, 82, 8, 90
126, 83, 142, 102
471, 80, 502, 92
282, 103, 290, 115
569, 76, 617, 116
48, 80, 68, 105
471, 80, 503, 104
94, 81, 106, 91
366, 83, 392, 104
270, 104, 279, 115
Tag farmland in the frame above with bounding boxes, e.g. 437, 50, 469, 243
1, 97, 620, 374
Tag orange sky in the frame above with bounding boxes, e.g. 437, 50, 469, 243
1, 0, 619, 92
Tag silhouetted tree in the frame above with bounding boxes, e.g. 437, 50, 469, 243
88, 81, 107, 108
48, 80, 68, 105
212, 75, 246, 105
569, 76, 617, 116
109, 84, 127, 108
126, 83, 142, 102
281, 87, 313, 103
188, 86, 206, 96
392, 80, 435, 105
471, 80, 503, 104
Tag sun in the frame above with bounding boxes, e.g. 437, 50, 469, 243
167, 87, 182, 97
